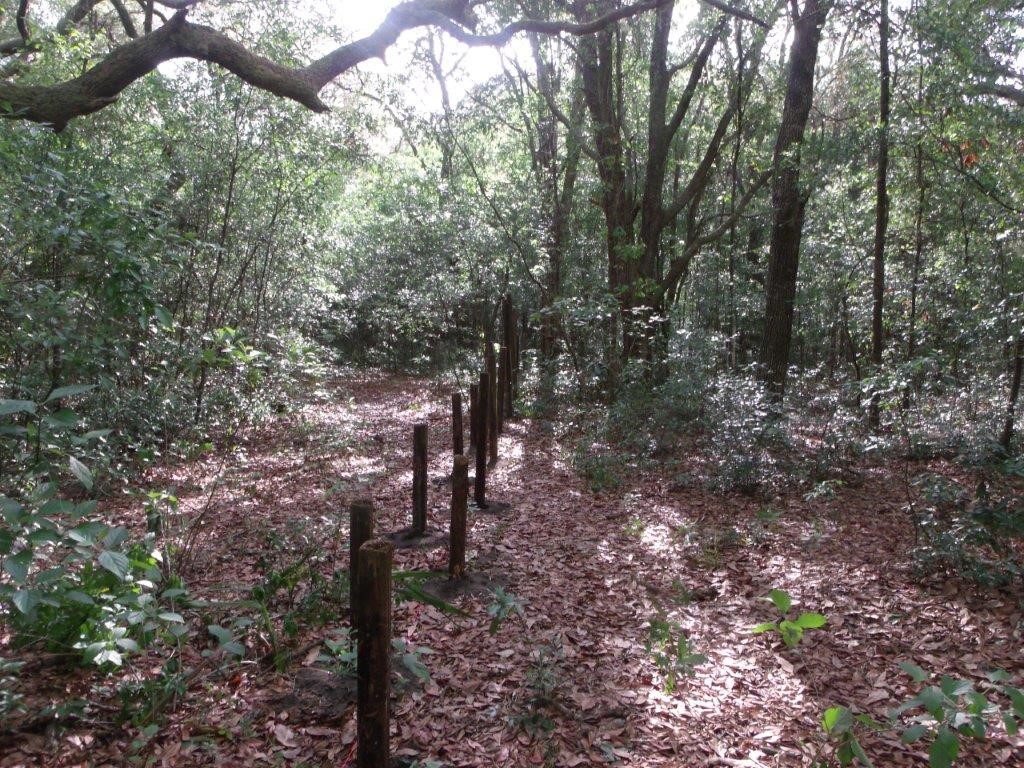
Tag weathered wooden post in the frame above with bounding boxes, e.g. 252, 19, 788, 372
501, 343, 513, 419
356, 538, 393, 768
475, 370, 489, 507
449, 455, 469, 578
451, 391, 464, 456
496, 349, 506, 434
349, 498, 374, 631
412, 423, 428, 535
485, 348, 499, 462
468, 383, 479, 450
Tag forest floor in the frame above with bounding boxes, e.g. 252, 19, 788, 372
5, 373, 1024, 767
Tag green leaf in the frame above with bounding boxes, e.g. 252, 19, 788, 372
767, 588, 791, 614
208, 625, 233, 645
900, 661, 929, 684
901, 724, 928, 743
795, 612, 827, 629
778, 620, 803, 648
97, 550, 130, 580
939, 676, 971, 698
823, 706, 853, 734
751, 621, 777, 634
918, 686, 948, 720
69, 457, 93, 491
3, 550, 32, 584
0, 400, 36, 417
850, 737, 874, 767
12, 589, 39, 614
45, 384, 95, 403
1002, 712, 1018, 736
928, 727, 959, 768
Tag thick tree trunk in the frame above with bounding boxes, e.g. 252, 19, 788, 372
869, 0, 890, 430
759, 0, 828, 398
1000, 334, 1024, 452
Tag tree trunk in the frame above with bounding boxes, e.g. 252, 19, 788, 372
759, 0, 828, 398
1000, 333, 1024, 452
869, 0, 890, 430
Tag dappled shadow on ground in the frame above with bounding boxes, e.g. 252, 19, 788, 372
16, 374, 1023, 767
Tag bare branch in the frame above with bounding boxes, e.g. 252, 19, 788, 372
16, 0, 31, 43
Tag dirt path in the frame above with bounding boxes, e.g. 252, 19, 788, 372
14, 373, 1023, 767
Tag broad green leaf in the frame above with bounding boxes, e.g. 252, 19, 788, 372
919, 686, 947, 719
11, 589, 39, 614
850, 738, 874, 767
939, 676, 972, 698
795, 612, 827, 629
823, 706, 853, 734
44, 384, 95, 403
0, 400, 36, 417
1003, 712, 1018, 736
901, 724, 928, 743
97, 550, 130, 580
208, 625, 233, 645
767, 588, 791, 614
3, 549, 32, 583
69, 457, 93, 491
928, 727, 959, 768
751, 621, 777, 634
899, 661, 929, 684
778, 620, 803, 648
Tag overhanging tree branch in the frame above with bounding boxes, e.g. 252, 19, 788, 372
0, 0, 716, 131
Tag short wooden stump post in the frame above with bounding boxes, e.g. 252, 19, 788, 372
412, 422, 428, 535
451, 391, 464, 456
449, 455, 469, 578
349, 498, 374, 631
356, 538, 393, 768
475, 370, 489, 508
468, 384, 479, 450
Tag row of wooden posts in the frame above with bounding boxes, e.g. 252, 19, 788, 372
348, 299, 521, 767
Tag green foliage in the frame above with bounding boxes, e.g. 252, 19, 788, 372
486, 587, 527, 635
645, 616, 706, 693
817, 705, 880, 767
910, 475, 1023, 588
751, 588, 828, 649
889, 664, 1024, 768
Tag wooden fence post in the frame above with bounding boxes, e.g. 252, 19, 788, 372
449, 455, 469, 578
356, 538, 393, 768
475, 370, 488, 507
501, 343, 513, 419
412, 423, 427, 535
349, 498, 374, 632
496, 349, 506, 434
451, 391, 463, 456
468, 383, 479, 450
485, 348, 499, 462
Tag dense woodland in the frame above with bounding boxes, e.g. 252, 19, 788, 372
1, 1, 1023, 766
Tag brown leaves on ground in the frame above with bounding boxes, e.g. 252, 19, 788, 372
3, 374, 1023, 767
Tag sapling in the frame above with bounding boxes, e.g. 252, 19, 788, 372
751, 588, 827, 648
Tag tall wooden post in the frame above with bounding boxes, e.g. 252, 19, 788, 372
349, 498, 374, 632
356, 538, 392, 768
501, 343, 513, 419
449, 455, 469, 578
451, 392, 464, 456
412, 423, 428, 535
468, 384, 479, 450
475, 370, 488, 507
496, 348, 506, 434
485, 348, 498, 462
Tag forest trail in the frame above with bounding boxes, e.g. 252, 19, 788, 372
35, 374, 1022, 768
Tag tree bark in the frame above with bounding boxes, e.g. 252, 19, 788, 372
1000, 333, 1024, 452
758, 0, 828, 398
869, 0, 890, 430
